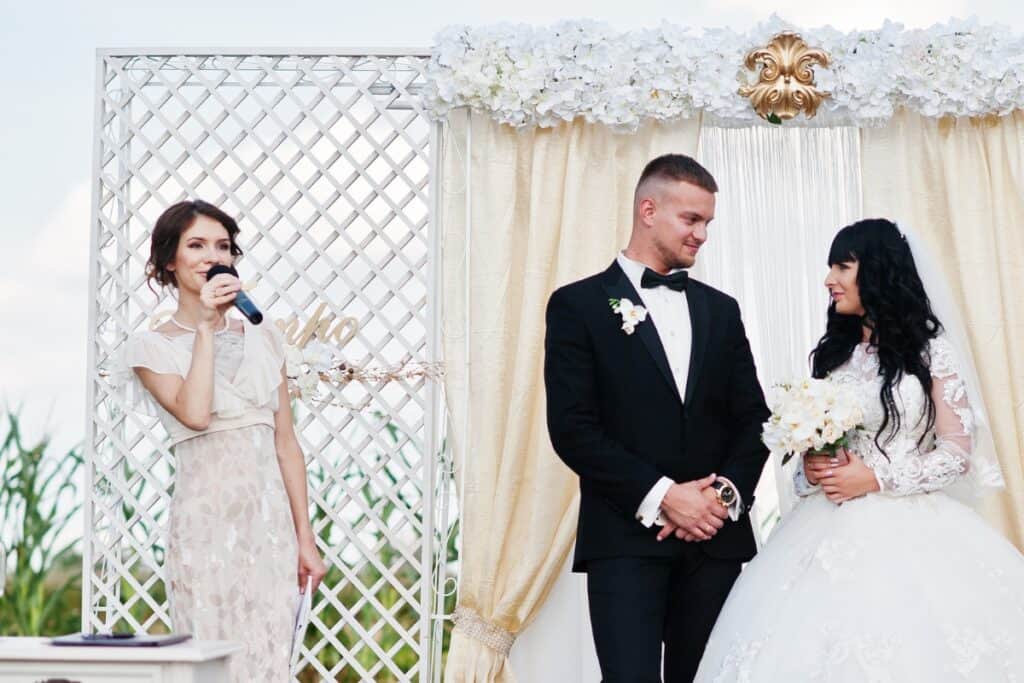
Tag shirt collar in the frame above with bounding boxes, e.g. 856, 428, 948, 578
616, 252, 687, 288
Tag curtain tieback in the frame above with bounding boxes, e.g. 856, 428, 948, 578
452, 606, 515, 657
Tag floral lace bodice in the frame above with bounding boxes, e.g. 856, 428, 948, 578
794, 335, 974, 497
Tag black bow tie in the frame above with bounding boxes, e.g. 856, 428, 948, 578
640, 268, 689, 292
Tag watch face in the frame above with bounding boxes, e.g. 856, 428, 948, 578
719, 485, 736, 505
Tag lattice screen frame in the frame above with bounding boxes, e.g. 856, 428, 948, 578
84, 48, 453, 682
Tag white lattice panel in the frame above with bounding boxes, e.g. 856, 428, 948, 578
84, 51, 451, 682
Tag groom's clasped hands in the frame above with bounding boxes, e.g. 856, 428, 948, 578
655, 473, 729, 543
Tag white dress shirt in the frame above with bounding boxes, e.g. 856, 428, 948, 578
614, 253, 742, 527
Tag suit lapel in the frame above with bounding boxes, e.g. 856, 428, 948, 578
601, 262, 682, 403
684, 283, 709, 406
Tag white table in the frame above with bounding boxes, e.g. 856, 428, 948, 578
0, 637, 241, 683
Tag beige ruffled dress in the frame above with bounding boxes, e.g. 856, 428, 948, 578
113, 318, 297, 682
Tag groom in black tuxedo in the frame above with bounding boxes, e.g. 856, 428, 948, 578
544, 154, 769, 682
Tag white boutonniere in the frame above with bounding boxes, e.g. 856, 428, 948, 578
608, 297, 648, 335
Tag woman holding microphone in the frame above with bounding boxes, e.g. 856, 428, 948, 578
113, 200, 326, 681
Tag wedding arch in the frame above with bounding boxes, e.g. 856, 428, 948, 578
84, 18, 1024, 683
431, 18, 1024, 683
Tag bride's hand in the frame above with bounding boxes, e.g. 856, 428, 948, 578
818, 448, 881, 504
803, 452, 832, 485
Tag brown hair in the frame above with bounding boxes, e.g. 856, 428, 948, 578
146, 200, 243, 289
635, 154, 718, 198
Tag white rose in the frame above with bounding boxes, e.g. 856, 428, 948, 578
806, 404, 827, 427
829, 399, 862, 430
762, 423, 790, 456
616, 298, 646, 321
766, 385, 792, 410
821, 422, 842, 444
803, 378, 831, 402
791, 418, 816, 446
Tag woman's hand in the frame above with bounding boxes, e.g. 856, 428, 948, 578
297, 536, 328, 593
813, 448, 881, 504
198, 273, 240, 327
803, 452, 831, 485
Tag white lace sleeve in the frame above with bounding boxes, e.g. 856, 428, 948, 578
793, 462, 821, 497
874, 337, 971, 496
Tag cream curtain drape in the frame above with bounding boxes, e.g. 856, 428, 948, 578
440, 110, 700, 681
861, 109, 1024, 547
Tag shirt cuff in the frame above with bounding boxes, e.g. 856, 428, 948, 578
716, 476, 742, 522
636, 476, 674, 528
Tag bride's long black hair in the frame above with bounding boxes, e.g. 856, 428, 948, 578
810, 219, 944, 454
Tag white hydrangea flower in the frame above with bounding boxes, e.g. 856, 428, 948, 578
297, 371, 320, 398
301, 341, 335, 373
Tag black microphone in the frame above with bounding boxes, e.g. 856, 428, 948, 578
206, 264, 263, 325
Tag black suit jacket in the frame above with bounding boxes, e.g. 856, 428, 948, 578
544, 261, 770, 571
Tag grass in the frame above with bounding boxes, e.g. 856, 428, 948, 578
0, 412, 83, 636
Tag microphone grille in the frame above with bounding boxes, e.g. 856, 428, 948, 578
205, 264, 238, 280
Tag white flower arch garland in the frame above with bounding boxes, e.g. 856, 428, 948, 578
423, 16, 1024, 129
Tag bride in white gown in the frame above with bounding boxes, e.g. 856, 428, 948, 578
695, 219, 1024, 682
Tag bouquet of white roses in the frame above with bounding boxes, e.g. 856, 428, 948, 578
761, 378, 863, 465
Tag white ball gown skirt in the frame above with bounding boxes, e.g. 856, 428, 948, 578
694, 491, 1024, 682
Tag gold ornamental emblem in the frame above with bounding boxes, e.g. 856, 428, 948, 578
739, 32, 831, 123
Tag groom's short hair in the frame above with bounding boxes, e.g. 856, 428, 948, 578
635, 154, 718, 198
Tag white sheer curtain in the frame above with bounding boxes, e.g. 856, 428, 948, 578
509, 125, 863, 681
694, 124, 863, 528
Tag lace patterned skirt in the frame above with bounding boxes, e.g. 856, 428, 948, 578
166, 424, 297, 682
695, 491, 1024, 682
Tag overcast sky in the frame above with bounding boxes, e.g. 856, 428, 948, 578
2, 0, 1022, 454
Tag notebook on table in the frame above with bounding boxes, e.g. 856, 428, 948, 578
51, 633, 193, 647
